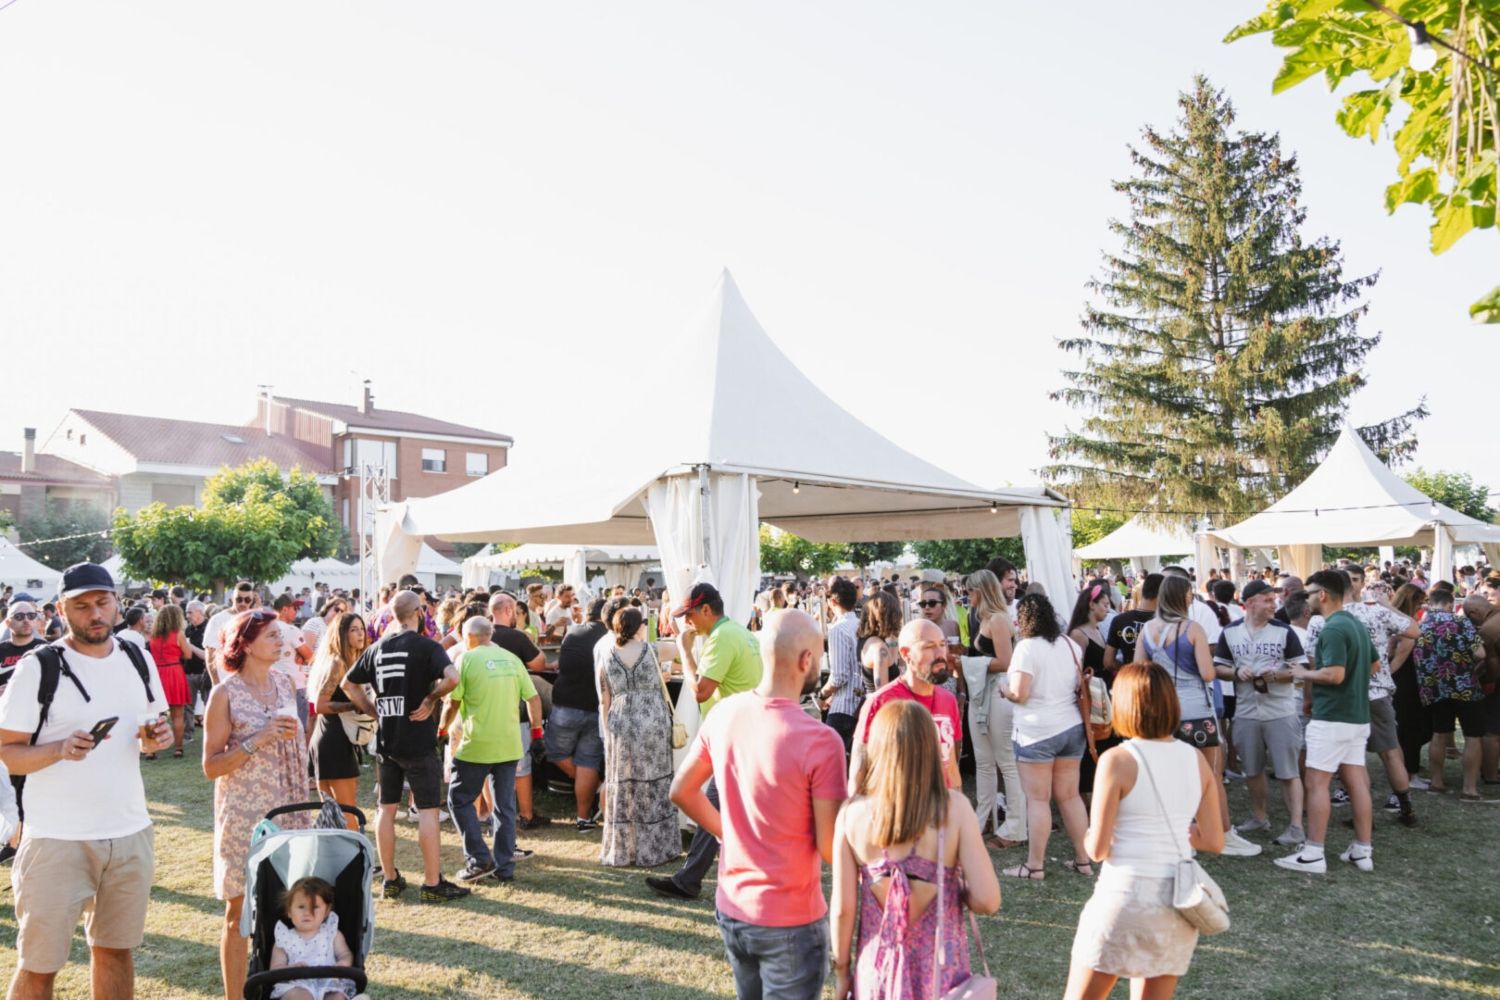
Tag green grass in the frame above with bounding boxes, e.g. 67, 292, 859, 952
3, 747, 1499, 998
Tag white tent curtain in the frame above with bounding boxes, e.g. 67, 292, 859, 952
643, 471, 760, 625
1486, 544, 1500, 568
1432, 526, 1454, 585
563, 550, 589, 593
1194, 532, 1218, 579
1280, 544, 1323, 582
1020, 505, 1075, 606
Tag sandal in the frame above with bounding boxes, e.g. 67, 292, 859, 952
1001, 862, 1044, 880
172, 748, 184, 759
1063, 859, 1095, 877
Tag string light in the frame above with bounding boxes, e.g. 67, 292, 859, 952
792, 481, 800, 494
1361, 1, 1497, 79
1408, 22, 1439, 72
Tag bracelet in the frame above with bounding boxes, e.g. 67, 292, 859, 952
241, 740, 258, 755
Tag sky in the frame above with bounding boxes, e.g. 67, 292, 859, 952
1, 1, 1493, 498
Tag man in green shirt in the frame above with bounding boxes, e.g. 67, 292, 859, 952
1276, 569, 1376, 875
442, 616, 542, 885
646, 582, 763, 901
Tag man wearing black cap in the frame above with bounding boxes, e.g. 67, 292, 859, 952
0, 562, 171, 998
646, 582, 763, 901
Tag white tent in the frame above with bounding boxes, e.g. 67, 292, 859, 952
268, 557, 361, 595
1075, 515, 1197, 575
413, 543, 463, 592
463, 543, 661, 592
377, 271, 1073, 623
0, 539, 62, 596
1209, 426, 1500, 580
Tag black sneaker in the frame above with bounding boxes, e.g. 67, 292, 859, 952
1382, 793, 1402, 813
1330, 787, 1350, 806
575, 817, 599, 832
421, 878, 472, 903
381, 872, 408, 900
645, 876, 698, 900
518, 813, 552, 830
1397, 808, 1418, 828
0, 844, 15, 867
490, 872, 515, 885
455, 862, 496, 883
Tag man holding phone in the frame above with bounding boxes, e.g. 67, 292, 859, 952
0, 562, 171, 1000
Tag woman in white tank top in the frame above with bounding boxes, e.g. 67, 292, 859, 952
1064, 663, 1224, 1000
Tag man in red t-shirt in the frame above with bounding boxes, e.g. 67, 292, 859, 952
671, 609, 846, 1000
850, 618, 963, 790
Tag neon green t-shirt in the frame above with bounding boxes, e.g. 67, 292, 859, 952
451, 644, 537, 765
698, 616, 763, 718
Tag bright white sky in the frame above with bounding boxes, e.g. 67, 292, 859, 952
1, 1, 1493, 500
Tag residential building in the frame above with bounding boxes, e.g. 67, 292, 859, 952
0, 428, 115, 532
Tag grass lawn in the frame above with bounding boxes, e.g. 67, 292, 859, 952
3, 745, 1499, 999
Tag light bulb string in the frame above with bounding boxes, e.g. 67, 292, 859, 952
1360, 0, 1499, 77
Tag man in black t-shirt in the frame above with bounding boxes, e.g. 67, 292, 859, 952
343, 591, 467, 903
1104, 572, 1162, 679
486, 592, 551, 830
547, 599, 608, 830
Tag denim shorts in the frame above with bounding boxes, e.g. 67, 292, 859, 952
1014, 723, 1086, 762
544, 705, 604, 771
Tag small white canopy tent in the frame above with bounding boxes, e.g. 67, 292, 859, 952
1075, 515, 1198, 575
269, 557, 360, 595
462, 543, 662, 593
0, 539, 62, 596
1209, 426, 1500, 580
413, 544, 462, 592
377, 271, 1073, 624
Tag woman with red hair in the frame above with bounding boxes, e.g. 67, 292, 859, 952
201, 609, 310, 1000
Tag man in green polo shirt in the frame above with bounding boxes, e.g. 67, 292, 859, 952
646, 582, 762, 900
441, 616, 542, 886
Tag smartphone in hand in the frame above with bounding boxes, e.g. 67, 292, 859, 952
88, 716, 120, 744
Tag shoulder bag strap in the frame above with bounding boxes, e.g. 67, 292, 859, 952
933, 817, 946, 998
1068, 638, 1099, 761
651, 647, 677, 719
1123, 741, 1191, 863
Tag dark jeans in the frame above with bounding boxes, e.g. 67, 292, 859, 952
826, 713, 857, 758
1393, 657, 1432, 774
670, 778, 719, 893
448, 758, 518, 876
716, 911, 828, 1000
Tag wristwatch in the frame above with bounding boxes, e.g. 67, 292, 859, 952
241, 740, 258, 755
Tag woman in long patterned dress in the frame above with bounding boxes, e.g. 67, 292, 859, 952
597, 605, 679, 868
203, 609, 311, 1000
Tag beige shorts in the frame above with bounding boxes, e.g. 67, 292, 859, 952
13, 827, 155, 973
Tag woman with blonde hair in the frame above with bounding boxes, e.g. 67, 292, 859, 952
963, 569, 1025, 849
305, 612, 369, 829
831, 699, 1000, 999
1065, 663, 1223, 999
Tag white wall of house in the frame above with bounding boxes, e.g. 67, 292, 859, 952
41, 414, 137, 477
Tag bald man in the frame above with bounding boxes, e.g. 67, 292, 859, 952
670, 610, 846, 999
847, 618, 964, 791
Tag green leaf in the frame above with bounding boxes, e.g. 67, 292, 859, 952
1384, 168, 1438, 213
1336, 89, 1389, 142
1273, 48, 1334, 93
1469, 283, 1500, 324
1293, 0, 1345, 18
1428, 197, 1493, 254
1223, 3, 1296, 43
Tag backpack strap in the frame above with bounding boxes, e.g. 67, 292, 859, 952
31, 646, 89, 745
115, 638, 157, 703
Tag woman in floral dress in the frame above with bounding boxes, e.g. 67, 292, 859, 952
203, 609, 311, 1000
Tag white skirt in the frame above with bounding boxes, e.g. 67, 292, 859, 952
1069, 871, 1199, 979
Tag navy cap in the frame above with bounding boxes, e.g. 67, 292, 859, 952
1241, 579, 1274, 602
60, 562, 116, 600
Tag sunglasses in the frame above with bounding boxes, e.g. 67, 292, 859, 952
914, 600, 943, 609
8, 612, 39, 621
244, 609, 276, 623
234, 596, 256, 605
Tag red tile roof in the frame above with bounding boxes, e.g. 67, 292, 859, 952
271, 397, 512, 444
70, 410, 335, 473
0, 452, 113, 485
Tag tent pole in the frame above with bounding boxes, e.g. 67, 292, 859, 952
698, 464, 712, 573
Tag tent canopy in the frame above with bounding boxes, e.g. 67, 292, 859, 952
482, 543, 660, 570
1209, 427, 1500, 549
0, 539, 63, 596
269, 557, 360, 595
380, 272, 1073, 617
1075, 515, 1197, 561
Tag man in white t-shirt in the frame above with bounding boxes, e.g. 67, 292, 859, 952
0, 562, 170, 998
272, 594, 315, 729
542, 585, 577, 640
204, 581, 258, 683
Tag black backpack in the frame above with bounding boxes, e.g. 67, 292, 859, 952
28, 640, 156, 744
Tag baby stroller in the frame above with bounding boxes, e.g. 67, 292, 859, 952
241, 800, 375, 1000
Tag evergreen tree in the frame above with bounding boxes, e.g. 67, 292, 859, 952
1047, 76, 1426, 518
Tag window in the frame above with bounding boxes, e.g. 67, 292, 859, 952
421, 448, 446, 473
350, 439, 397, 479
465, 452, 488, 477
151, 482, 196, 506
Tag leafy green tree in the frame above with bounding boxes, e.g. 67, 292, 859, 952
909, 537, 1026, 576
17, 502, 112, 569
201, 459, 339, 561
1070, 509, 1127, 550
843, 541, 906, 572
1227, 2, 1499, 321
758, 526, 845, 577
112, 459, 339, 592
1047, 76, 1426, 517
1403, 467, 1496, 521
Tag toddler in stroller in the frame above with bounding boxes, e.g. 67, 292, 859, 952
270, 877, 356, 999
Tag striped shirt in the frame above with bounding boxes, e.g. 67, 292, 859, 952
825, 611, 863, 717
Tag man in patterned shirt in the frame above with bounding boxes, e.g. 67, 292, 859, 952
815, 577, 862, 756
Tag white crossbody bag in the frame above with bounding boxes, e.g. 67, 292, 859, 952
1124, 741, 1230, 935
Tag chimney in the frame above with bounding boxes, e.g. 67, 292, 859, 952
359, 380, 373, 415
260, 385, 274, 436
21, 428, 35, 474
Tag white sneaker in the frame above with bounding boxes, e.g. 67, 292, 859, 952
1273, 850, 1327, 874
1273, 825, 1306, 847
1339, 844, 1374, 872
1234, 816, 1270, 835
1409, 776, 1431, 791
1220, 828, 1263, 857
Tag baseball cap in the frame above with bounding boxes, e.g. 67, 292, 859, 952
672, 583, 720, 617
60, 562, 117, 600
272, 594, 300, 610
1241, 580, 1274, 601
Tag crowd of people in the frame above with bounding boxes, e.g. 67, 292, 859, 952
0, 549, 1495, 999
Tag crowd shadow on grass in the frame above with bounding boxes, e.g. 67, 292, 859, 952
150, 884, 225, 919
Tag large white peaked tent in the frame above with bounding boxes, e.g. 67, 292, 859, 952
0, 538, 62, 595
1075, 515, 1197, 574
1208, 426, 1500, 579
379, 271, 1072, 620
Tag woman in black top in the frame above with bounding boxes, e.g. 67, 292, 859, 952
1069, 581, 1114, 797
306, 613, 369, 829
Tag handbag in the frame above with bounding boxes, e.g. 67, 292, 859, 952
338, 684, 377, 748
1125, 741, 1231, 935
1067, 640, 1112, 761
649, 647, 688, 750
933, 818, 997, 999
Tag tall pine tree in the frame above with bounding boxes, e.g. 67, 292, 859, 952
1047, 76, 1426, 519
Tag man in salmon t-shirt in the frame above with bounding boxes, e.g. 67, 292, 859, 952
671, 609, 847, 1000
849, 618, 964, 791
